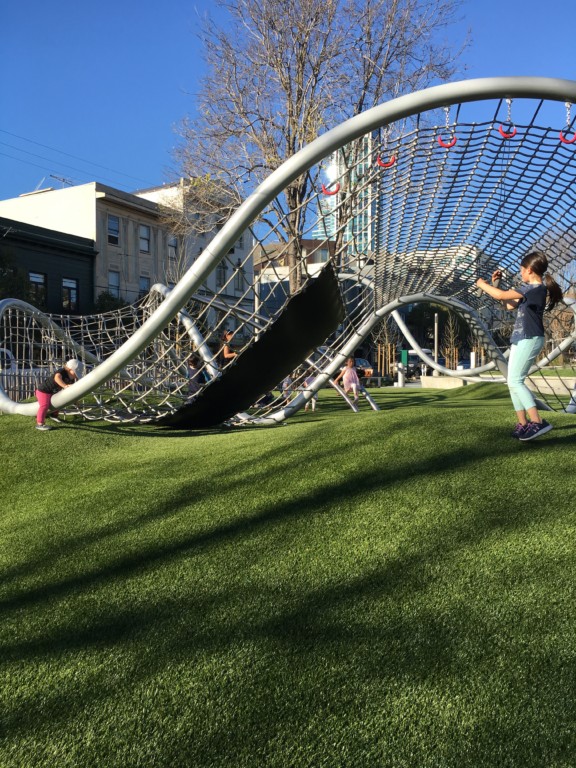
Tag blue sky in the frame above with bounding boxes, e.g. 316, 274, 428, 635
1, 0, 575, 202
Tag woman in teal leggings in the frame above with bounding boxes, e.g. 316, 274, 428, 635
475, 251, 563, 442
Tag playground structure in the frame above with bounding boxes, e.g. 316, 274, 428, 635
2, 77, 576, 426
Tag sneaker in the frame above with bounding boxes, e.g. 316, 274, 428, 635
518, 420, 553, 442
511, 422, 529, 439
35, 424, 52, 431
49, 415, 63, 423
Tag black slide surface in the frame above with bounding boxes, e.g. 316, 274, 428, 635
157, 263, 345, 429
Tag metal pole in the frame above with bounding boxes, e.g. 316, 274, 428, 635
433, 313, 439, 377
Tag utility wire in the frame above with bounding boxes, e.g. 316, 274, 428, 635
0, 140, 152, 189
0, 128, 156, 186
0, 150, 139, 192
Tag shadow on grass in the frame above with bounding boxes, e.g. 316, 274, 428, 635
3, 402, 576, 606
51, 420, 258, 438
0, 408, 521, 602
1, 478, 574, 767
2, 404, 576, 766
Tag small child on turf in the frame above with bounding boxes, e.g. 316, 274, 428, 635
187, 355, 205, 398
303, 371, 318, 411
333, 356, 361, 404
281, 375, 294, 403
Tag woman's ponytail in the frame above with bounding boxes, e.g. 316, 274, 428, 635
520, 251, 563, 311
544, 272, 563, 311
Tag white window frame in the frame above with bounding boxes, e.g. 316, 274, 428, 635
139, 224, 151, 253
108, 270, 120, 298
62, 277, 78, 311
107, 215, 120, 245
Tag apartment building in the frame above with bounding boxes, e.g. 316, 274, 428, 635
0, 215, 96, 314
0, 182, 175, 305
0, 181, 253, 329
134, 181, 253, 337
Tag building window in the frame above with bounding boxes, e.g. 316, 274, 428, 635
216, 261, 227, 288
139, 225, 151, 253
139, 275, 150, 298
62, 278, 78, 312
107, 215, 120, 245
108, 270, 120, 298
234, 265, 244, 292
168, 235, 178, 261
29, 272, 47, 306
227, 235, 244, 256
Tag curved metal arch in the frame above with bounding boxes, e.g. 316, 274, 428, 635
5, 77, 576, 420
0, 297, 104, 416
269, 292, 505, 421
337, 270, 506, 378
275, 291, 576, 420
337, 270, 576, 379
389, 297, 576, 384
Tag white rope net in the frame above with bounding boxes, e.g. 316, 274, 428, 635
2, 85, 576, 423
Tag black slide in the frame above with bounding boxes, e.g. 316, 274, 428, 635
157, 262, 345, 429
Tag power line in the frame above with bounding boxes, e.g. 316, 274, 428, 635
4, 139, 163, 189
0, 141, 145, 188
0, 150, 137, 192
0, 128, 157, 186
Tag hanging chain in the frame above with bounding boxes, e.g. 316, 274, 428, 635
559, 101, 576, 142
381, 125, 389, 152
505, 98, 513, 125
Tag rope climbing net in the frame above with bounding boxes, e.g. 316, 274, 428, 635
2, 77, 576, 424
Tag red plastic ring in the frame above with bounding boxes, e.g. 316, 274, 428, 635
376, 155, 396, 168
498, 124, 517, 139
321, 182, 340, 196
437, 135, 457, 148
559, 130, 576, 144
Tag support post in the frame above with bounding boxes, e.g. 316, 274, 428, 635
433, 313, 440, 377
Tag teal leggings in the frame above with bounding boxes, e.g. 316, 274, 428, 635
507, 336, 544, 412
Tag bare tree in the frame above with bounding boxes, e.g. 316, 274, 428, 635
441, 311, 460, 368
175, 0, 467, 292
558, 257, 576, 298
371, 315, 402, 375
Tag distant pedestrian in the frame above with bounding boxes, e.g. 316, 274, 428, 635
187, 355, 205, 397
303, 371, 318, 411
281, 375, 294, 403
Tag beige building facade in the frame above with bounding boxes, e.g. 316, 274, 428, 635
0, 182, 173, 303
0, 181, 253, 324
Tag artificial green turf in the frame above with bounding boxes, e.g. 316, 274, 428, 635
1, 384, 575, 767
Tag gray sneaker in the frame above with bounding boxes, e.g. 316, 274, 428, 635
49, 415, 64, 423
36, 424, 52, 431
